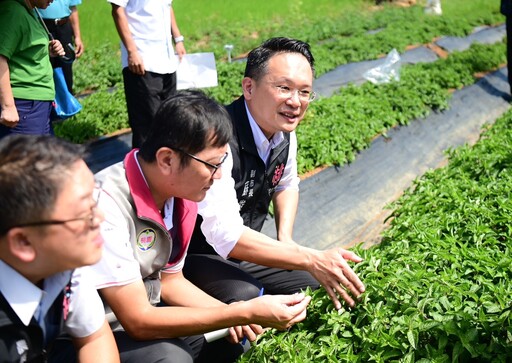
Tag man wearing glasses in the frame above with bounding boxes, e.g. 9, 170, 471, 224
185, 37, 366, 311
0, 135, 118, 362
86, 90, 311, 363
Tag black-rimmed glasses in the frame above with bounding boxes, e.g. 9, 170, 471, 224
11, 182, 102, 230
173, 148, 228, 177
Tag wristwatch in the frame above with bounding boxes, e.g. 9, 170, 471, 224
174, 35, 184, 43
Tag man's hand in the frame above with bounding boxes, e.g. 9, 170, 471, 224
74, 37, 84, 57
127, 50, 145, 75
227, 324, 263, 344
175, 42, 186, 62
225, 300, 263, 343
0, 104, 19, 128
249, 293, 311, 330
309, 248, 365, 309
49, 39, 65, 57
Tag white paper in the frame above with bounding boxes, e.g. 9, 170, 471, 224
177, 52, 218, 90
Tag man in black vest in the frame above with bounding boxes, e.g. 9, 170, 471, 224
502, 0, 512, 95
0, 135, 118, 362
184, 38, 365, 311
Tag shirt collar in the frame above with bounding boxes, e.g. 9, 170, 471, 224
125, 150, 174, 230
244, 101, 285, 161
0, 260, 71, 327
0, 260, 42, 326
162, 198, 175, 231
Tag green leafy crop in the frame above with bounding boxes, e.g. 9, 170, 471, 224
295, 41, 506, 174
240, 110, 512, 362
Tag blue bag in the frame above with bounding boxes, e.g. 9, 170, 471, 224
51, 67, 82, 122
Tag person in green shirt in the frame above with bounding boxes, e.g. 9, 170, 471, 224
0, 0, 65, 138
39, 0, 85, 93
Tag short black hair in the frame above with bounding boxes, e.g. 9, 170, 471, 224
138, 89, 233, 165
244, 37, 315, 81
0, 135, 85, 235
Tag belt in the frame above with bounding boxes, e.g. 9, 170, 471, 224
43, 17, 69, 26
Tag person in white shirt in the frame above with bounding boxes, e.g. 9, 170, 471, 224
109, 0, 186, 148
184, 37, 366, 311
0, 135, 118, 363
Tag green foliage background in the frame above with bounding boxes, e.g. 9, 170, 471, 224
58, 1, 505, 177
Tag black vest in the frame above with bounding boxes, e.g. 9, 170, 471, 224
187, 97, 291, 255
0, 282, 68, 363
226, 96, 290, 232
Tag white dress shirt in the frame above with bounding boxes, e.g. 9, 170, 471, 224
198, 102, 300, 258
0, 260, 104, 339
108, 0, 179, 74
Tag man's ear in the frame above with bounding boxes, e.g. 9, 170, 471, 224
5, 228, 36, 263
242, 77, 253, 99
155, 147, 175, 174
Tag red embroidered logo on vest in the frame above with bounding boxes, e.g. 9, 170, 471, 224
272, 163, 285, 186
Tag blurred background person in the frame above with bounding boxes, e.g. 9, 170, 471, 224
0, 0, 64, 138
39, 0, 85, 94
109, 0, 187, 148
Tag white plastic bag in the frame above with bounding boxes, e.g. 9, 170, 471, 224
425, 0, 442, 15
363, 48, 401, 84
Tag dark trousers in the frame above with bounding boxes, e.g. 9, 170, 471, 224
506, 16, 512, 93
44, 20, 74, 94
49, 331, 243, 363
115, 332, 243, 363
184, 253, 320, 303
185, 218, 319, 302
122, 68, 177, 148
0, 99, 53, 139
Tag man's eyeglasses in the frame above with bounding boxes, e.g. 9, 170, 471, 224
11, 182, 102, 231
173, 148, 228, 177
273, 85, 317, 102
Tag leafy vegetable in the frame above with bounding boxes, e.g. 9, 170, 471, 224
240, 108, 512, 362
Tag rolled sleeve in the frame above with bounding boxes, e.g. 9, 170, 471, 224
162, 252, 186, 273
198, 145, 245, 258
64, 268, 105, 338
89, 191, 142, 289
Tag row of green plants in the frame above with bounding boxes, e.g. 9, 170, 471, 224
240, 105, 512, 363
56, 40, 507, 175
72, 4, 503, 96
58, 4, 505, 164
174, 1, 501, 71
295, 40, 506, 174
